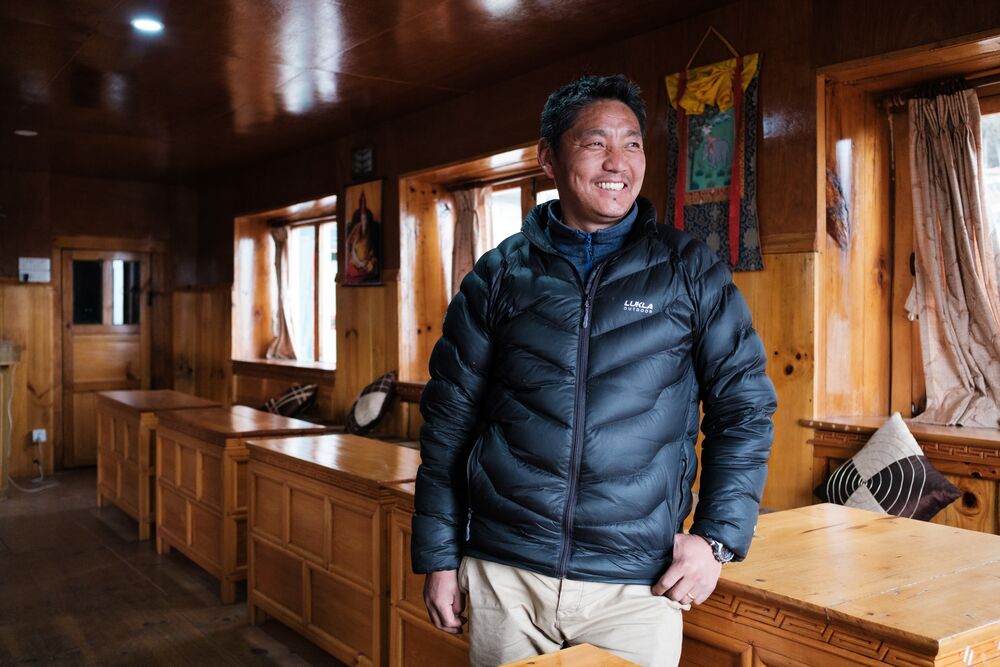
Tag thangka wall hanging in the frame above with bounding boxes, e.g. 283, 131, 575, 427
665, 27, 763, 271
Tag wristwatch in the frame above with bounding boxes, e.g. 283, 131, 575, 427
702, 537, 735, 564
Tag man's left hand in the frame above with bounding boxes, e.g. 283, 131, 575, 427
651, 533, 722, 605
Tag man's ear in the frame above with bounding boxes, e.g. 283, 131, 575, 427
538, 138, 556, 180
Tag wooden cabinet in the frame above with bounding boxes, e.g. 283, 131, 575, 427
95, 390, 219, 539
154, 405, 327, 603
681, 504, 1000, 666
246, 434, 421, 666
386, 483, 469, 667
805, 416, 1000, 534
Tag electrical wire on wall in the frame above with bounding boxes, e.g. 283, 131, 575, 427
5, 365, 58, 494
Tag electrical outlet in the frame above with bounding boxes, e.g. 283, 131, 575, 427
31, 428, 47, 443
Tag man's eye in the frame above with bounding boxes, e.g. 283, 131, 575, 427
587, 141, 605, 148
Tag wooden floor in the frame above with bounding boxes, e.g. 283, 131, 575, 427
0, 469, 347, 666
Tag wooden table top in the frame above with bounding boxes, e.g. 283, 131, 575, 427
801, 415, 1000, 450
726, 504, 1000, 655
97, 389, 220, 413
246, 434, 422, 490
155, 405, 327, 445
501, 644, 637, 666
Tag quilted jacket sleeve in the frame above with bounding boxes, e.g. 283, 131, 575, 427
685, 244, 777, 561
411, 253, 497, 573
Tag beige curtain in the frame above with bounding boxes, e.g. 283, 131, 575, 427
908, 89, 1000, 427
451, 186, 493, 297
265, 226, 297, 360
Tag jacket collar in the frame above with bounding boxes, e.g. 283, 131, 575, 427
522, 195, 658, 254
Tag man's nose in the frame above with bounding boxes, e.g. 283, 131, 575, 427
602, 146, 627, 172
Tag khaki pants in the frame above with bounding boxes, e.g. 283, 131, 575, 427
459, 557, 686, 667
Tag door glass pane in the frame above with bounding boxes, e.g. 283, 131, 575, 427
72, 260, 103, 324
111, 260, 141, 325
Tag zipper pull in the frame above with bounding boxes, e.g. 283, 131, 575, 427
582, 296, 592, 329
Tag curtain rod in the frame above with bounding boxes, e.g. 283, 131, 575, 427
879, 71, 1000, 111
447, 169, 544, 193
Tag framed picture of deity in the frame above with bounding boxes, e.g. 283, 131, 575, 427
342, 179, 383, 286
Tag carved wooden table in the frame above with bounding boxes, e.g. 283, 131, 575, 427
154, 405, 327, 603
386, 481, 470, 667
246, 434, 421, 667
96, 390, 219, 539
682, 503, 1000, 666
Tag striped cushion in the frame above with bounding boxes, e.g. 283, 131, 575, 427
346, 371, 396, 435
261, 383, 318, 418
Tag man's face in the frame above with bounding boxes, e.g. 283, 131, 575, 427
539, 99, 646, 233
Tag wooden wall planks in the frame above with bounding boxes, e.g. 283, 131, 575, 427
816, 82, 893, 418
0, 283, 56, 476
172, 286, 232, 405
734, 253, 817, 510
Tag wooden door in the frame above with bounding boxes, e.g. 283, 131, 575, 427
62, 249, 150, 467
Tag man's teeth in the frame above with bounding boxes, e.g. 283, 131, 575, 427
596, 182, 625, 191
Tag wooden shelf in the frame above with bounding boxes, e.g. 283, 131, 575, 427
232, 358, 336, 385
801, 415, 1000, 451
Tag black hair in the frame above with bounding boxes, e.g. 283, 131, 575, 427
540, 74, 646, 155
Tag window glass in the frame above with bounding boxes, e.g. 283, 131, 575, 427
287, 225, 316, 360
111, 260, 140, 325
491, 187, 523, 247
318, 221, 337, 363
983, 112, 1000, 235
536, 188, 559, 205
72, 260, 103, 325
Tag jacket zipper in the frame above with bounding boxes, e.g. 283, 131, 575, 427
556, 263, 605, 577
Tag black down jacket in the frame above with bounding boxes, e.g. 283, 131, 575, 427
412, 197, 777, 584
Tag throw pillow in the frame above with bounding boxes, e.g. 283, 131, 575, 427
345, 371, 397, 435
261, 383, 318, 418
813, 413, 960, 521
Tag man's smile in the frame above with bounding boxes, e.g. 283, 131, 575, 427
595, 181, 626, 191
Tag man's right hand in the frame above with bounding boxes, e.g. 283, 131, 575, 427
423, 569, 467, 634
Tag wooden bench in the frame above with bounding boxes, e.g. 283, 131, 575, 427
154, 405, 328, 603
246, 433, 421, 666
96, 390, 219, 540
386, 482, 470, 667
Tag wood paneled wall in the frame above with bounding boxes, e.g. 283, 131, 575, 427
0, 171, 199, 286
0, 283, 56, 476
172, 286, 232, 405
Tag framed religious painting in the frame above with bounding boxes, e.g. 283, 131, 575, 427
342, 179, 383, 286
665, 28, 764, 272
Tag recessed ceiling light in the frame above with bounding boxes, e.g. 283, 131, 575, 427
14, 129, 38, 137
130, 17, 164, 33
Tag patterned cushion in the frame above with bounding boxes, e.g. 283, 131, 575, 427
814, 413, 960, 521
261, 383, 318, 418
345, 371, 397, 435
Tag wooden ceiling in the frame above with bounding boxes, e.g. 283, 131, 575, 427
0, 0, 732, 179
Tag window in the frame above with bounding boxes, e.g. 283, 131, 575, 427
536, 188, 559, 205
232, 195, 337, 366
285, 217, 337, 363
490, 186, 524, 246
982, 109, 1000, 234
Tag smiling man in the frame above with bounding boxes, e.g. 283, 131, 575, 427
412, 74, 777, 666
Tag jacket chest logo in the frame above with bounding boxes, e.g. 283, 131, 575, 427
623, 299, 655, 313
